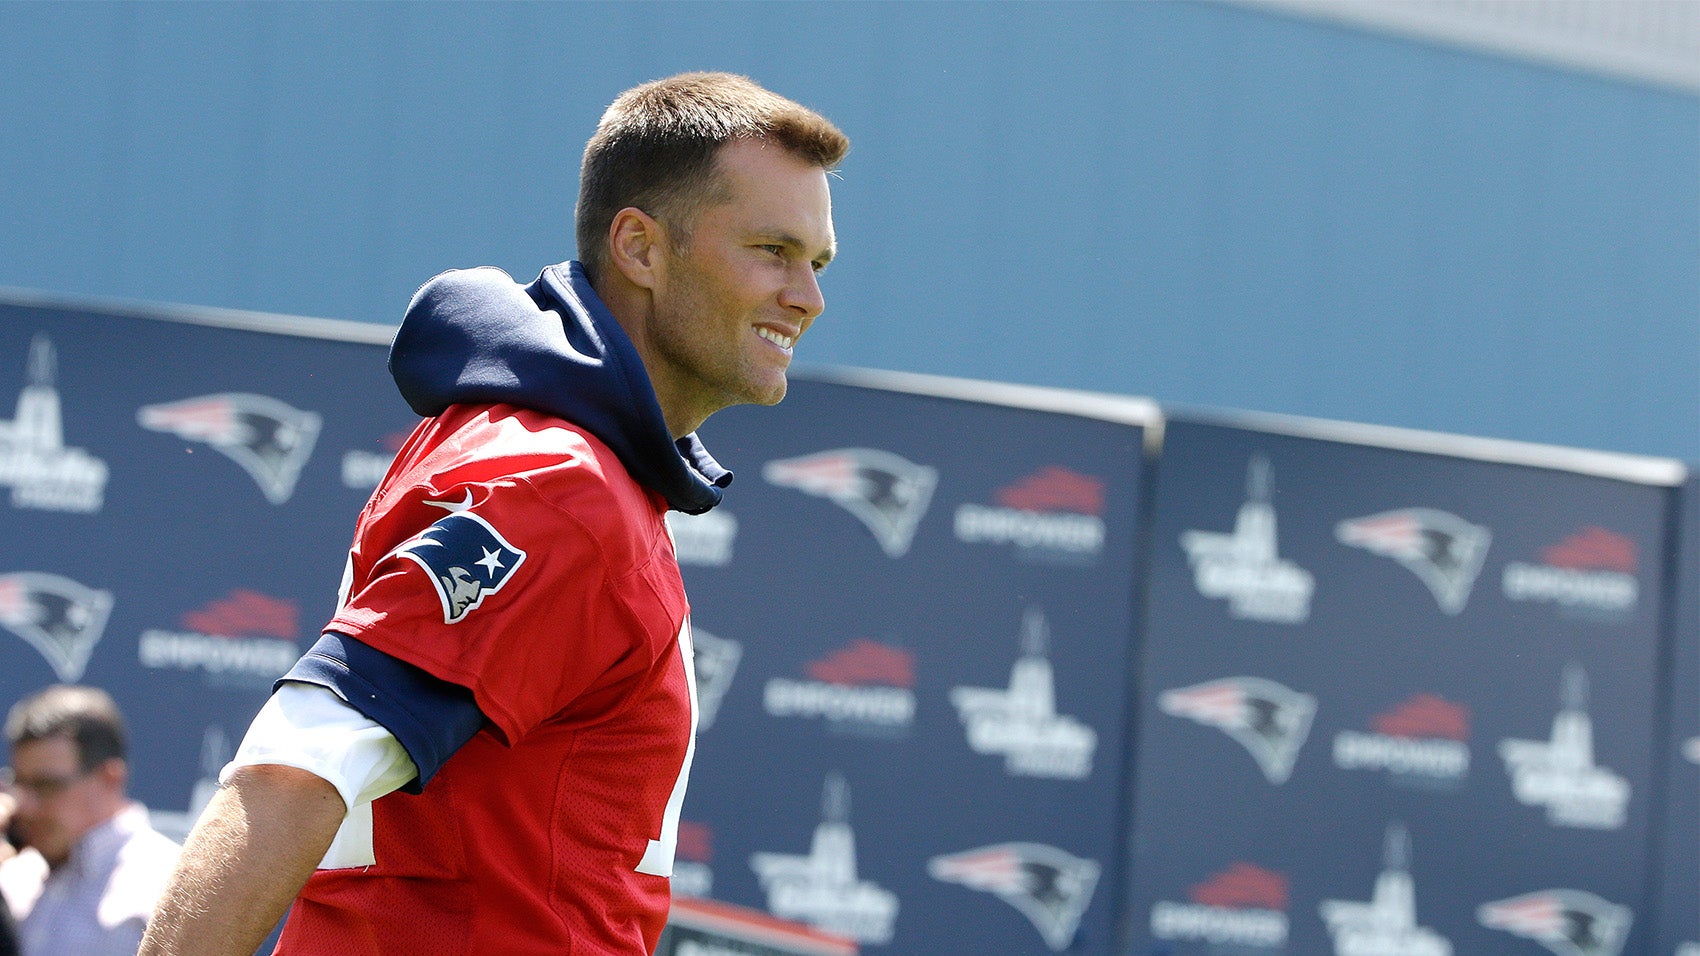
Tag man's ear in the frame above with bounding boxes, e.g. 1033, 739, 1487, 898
607, 207, 666, 291
97, 757, 126, 792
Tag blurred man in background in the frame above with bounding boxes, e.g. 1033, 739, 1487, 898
0, 685, 180, 956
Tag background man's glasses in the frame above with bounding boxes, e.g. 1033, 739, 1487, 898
0, 767, 93, 800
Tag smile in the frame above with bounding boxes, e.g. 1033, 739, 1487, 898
756, 327, 795, 351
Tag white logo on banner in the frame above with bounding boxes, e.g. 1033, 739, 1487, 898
950, 608, 1096, 780
1499, 665, 1630, 830
0, 335, 108, 513
1180, 457, 1313, 623
666, 509, 740, 567
150, 726, 233, 843
749, 773, 899, 945
1319, 824, 1453, 956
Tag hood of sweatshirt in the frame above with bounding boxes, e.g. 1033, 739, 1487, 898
388, 260, 731, 514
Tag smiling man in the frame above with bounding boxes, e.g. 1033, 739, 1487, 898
139, 73, 847, 956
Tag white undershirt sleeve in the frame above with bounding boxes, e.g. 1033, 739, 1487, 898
221, 681, 419, 869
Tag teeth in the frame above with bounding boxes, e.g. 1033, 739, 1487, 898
757, 328, 795, 350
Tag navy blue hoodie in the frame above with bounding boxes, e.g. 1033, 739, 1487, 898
387, 260, 732, 515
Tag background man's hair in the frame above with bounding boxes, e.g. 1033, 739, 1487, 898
5, 685, 128, 771
576, 71, 849, 283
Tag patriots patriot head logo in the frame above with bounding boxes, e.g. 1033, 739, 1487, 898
929, 842, 1100, 951
690, 627, 742, 731
762, 448, 937, 558
137, 393, 322, 504
1159, 676, 1316, 784
1478, 889, 1631, 956
1336, 508, 1491, 614
391, 492, 527, 623
0, 572, 114, 681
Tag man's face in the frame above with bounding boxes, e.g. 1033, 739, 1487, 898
6, 735, 119, 867
642, 138, 836, 428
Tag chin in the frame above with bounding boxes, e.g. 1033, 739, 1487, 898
738, 375, 789, 407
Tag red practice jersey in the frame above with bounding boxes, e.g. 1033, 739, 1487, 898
278, 403, 698, 955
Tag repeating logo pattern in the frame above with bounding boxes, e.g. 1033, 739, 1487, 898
1180, 457, 1314, 623
1159, 676, 1316, 785
764, 638, 916, 736
750, 773, 899, 945
9, 308, 1692, 956
1336, 508, 1491, 614
0, 571, 114, 682
137, 392, 322, 504
954, 465, 1107, 563
1149, 861, 1291, 950
1499, 665, 1630, 830
0, 335, 108, 513
763, 448, 937, 558
1319, 825, 1452, 956
928, 842, 1100, 952
1477, 889, 1632, 956
949, 608, 1097, 780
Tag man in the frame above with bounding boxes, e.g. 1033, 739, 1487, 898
0, 685, 181, 956
139, 72, 847, 956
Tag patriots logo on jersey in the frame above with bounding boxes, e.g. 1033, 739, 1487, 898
1158, 676, 1316, 784
392, 493, 527, 624
1478, 889, 1632, 956
929, 842, 1100, 952
762, 448, 937, 558
0, 571, 114, 682
137, 393, 322, 504
1335, 508, 1491, 614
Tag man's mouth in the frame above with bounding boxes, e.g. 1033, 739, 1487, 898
756, 327, 796, 352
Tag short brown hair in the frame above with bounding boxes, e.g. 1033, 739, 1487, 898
576, 72, 849, 283
5, 685, 127, 771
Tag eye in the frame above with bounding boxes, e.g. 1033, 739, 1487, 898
757, 244, 785, 258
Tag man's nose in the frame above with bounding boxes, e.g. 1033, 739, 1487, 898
780, 262, 825, 321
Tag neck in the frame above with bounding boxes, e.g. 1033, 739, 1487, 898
593, 274, 703, 440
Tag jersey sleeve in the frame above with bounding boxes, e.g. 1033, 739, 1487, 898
325, 470, 683, 744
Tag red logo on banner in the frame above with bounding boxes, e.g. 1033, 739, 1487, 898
676, 821, 713, 863
1190, 862, 1288, 910
1542, 526, 1636, 573
182, 589, 299, 639
995, 466, 1106, 516
1372, 694, 1470, 742
807, 639, 916, 688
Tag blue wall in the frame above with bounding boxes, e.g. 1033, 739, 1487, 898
1, 1, 1695, 460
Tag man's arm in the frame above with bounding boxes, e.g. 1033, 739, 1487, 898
138, 764, 345, 956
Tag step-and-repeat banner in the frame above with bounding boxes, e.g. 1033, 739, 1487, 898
1126, 415, 1686, 956
0, 296, 1690, 955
